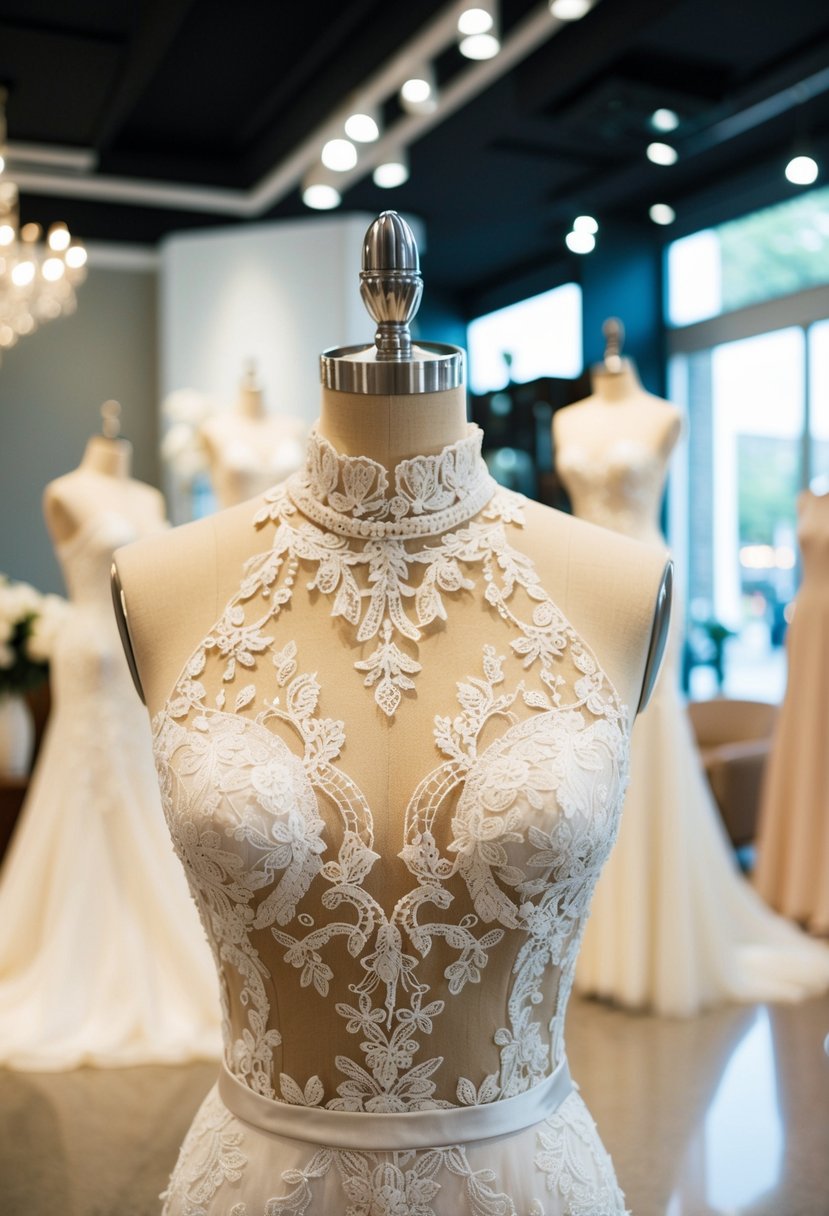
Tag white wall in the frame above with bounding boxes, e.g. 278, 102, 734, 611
160, 213, 376, 428
0, 266, 158, 595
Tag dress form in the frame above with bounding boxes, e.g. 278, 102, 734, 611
556, 327, 829, 1015
111, 215, 681, 1216
0, 400, 220, 1069
201, 362, 306, 508
44, 401, 166, 546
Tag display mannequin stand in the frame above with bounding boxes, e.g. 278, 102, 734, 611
555, 324, 829, 1015
111, 215, 678, 1216
200, 361, 306, 508
0, 401, 220, 1069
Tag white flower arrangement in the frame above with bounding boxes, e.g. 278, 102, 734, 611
0, 575, 69, 695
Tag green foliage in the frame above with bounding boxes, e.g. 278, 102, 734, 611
719, 185, 829, 313
0, 615, 48, 698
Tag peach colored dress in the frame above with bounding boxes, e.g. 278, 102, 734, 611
755, 490, 829, 933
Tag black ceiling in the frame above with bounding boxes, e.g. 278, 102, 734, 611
3, 0, 829, 316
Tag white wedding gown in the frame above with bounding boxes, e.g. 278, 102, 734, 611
557, 438, 829, 1016
0, 510, 220, 1069
156, 427, 633, 1215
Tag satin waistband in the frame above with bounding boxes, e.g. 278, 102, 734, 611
218, 1058, 573, 1151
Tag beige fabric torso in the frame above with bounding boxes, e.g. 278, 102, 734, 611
151, 427, 632, 1107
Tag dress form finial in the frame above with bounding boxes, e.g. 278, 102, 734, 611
602, 318, 625, 374
101, 399, 121, 439
320, 210, 463, 395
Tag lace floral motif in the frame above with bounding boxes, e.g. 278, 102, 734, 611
155, 431, 631, 1216
289, 427, 496, 537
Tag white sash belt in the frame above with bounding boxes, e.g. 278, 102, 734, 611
218, 1057, 573, 1150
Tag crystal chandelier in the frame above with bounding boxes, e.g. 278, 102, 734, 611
0, 87, 87, 362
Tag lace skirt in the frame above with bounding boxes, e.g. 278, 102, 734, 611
161, 1058, 627, 1216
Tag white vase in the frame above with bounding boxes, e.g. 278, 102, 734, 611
0, 694, 34, 779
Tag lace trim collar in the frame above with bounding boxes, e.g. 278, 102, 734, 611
285, 425, 497, 539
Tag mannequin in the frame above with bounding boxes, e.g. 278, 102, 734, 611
555, 321, 829, 1017
200, 361, 306, 508
0, 401, 220, 1069
112, 215, 671, 1216
44, 400, 165, 544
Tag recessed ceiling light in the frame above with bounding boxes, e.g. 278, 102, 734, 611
785, 155, 819, 186
549, 0, 593, 19
459, 32, 500, 59
401, 77, 431, 104
646, 141, 678, 166
573, 214, 598, 234
400, 68, 438, 114
373, 153, 410, 189
321, 139, 357, 172
650, 108, 680, 133
649, 202, 676, 225
565, 229, 595, 254
344, 112, 380, 143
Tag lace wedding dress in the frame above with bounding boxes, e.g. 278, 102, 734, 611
156, 427, 632, 1215
557, 438, 829, 1016
0, 510, 220, 1068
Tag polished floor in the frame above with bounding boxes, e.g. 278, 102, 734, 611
1, 993, 827, 1216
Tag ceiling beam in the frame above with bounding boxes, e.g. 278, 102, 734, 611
92, 0, 200, 155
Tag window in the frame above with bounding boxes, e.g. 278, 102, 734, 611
467, 283, 582, 395
668, 184, 829, 327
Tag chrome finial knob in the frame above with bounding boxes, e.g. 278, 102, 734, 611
360, 211, 423, 361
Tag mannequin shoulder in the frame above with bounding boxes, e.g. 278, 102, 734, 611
515, 499, 671, 720
42, 473, 80, 544
112, 497, 268, 714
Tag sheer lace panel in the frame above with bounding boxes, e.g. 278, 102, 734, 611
152, 431, 630, 1124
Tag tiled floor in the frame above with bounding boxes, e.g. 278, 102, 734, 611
1, 993, 827, 1216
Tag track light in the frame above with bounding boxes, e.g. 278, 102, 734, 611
321, 138, 357, 172
650, 108, 679, 133
302, 165, 342, 210
785, 155, 819, 186
400, 65, 438, 115
646, 141, 678, 166
373, 151, 410, 189
573, 215, 598, 234
549, 0, 594, 19
344, 108, 380, 143
565, 229, 595, 254
649, 203, 676, 225
458, 1, 500, 58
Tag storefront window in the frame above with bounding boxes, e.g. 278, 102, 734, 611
467, 282, 582, 395
668, 184, 829, 327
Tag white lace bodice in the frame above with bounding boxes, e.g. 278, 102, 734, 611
152, 426, 631, 1126
556, 439, 668, 545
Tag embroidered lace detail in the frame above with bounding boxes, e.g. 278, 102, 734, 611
287, 426, 497, 539
154, 441, 632, 1215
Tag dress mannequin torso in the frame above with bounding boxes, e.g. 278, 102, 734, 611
553, 361, 683, 548
111, 215, 674, 1215
554, 358, 829, 1016
201, 374, 306, 509
0, 426, 220, 1070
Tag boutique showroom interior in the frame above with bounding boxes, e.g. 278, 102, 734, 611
1, 2, 829, 1214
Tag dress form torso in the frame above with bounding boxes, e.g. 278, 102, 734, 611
201, 381, 306, 509
553, 362, 683, 548
112, 214, 673, 1214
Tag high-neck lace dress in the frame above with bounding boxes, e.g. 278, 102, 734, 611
557, 438, 829, 1017
0, 509, 220, 1068
155, 427, 633, 1215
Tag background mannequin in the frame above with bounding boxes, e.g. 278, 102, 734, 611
0, 402, 220, 1069
200, 360, 306, 508
112, 216, 671, 1216
755, 486, 829, 932
555, 320, 829, 1016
